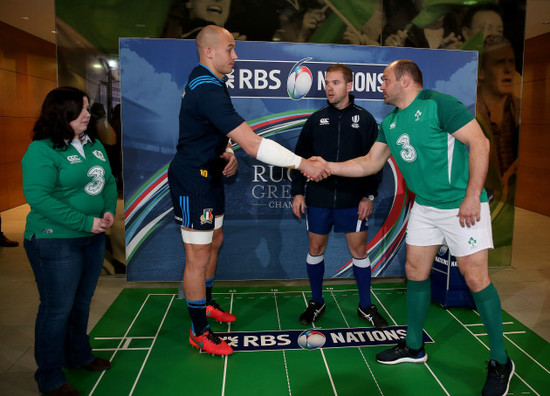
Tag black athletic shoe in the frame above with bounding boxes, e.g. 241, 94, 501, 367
482, 357, 515, 396
299, 299, 326, 325
376, 340, 428, 364
358, 304, 389, 328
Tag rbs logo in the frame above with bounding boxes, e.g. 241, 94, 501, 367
227, 58, 384, 101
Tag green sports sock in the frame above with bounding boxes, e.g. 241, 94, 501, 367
405, 278, 431, 350
472, 283, 508, 364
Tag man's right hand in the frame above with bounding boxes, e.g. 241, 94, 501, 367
299, 157, 330, 181
292, 195, 305, 219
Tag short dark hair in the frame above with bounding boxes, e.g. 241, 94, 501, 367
32, 87, 92, 149
326, 63, 353, 83
481, 34, 514, 69
392, 59, 423, 86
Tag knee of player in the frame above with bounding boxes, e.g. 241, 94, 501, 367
404, 260, 430, 280
307, 235, 327, 255
348, 245, 367, 259
212, 229, 224, 248
308, 245, 326, 256
463, 272, 491, 293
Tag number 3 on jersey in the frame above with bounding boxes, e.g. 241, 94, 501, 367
397, 133, 417, 163
85, 166, 105, 195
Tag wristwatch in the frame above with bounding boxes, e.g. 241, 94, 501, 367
367, 195, 375, 202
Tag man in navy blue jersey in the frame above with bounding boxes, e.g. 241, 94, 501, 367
168, 25, 329, 356
291, 64, 387, 329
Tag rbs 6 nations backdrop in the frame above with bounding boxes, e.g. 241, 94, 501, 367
120, 39, 478, 282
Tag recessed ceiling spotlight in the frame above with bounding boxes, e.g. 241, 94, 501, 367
21, 16, 30, 20
51, 30, 57, 34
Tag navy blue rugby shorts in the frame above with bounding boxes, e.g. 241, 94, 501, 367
306, 206, 368, 235
168, 168, 225, 231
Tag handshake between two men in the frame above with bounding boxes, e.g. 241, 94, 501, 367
299, 156, 332, 182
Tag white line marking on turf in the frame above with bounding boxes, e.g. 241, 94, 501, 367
465, 322, 514, 327
89, 293, 158, 395
214, 288, 403, 296
320, 349, 339, 396
95, 336, 155, 340
330, 290, 384, 396
273, 292, 292, 396
93, 347, 150, 351
423, 363, 451, 396
221, 292, 235, 396
301, 292, 338, 396
366, 291, 448, 395
371, 290, 398, 326
503, 334, 550, 375
129, 294, 175, 396
474, 331, 527, 336
446, 309, 541, 396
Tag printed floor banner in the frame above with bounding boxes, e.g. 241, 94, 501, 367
120, 39, 477, 281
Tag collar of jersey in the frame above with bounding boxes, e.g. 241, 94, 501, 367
64, 133, 91, 146
326, 94, 355, 112
199, 63, 226, 83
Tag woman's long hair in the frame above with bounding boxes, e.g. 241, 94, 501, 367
32, 87, 95, 149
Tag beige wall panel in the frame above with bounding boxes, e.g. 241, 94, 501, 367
2, 117, 35, 163
0, 22, 57, 211
0, 21, 56, 79
520, 79, 550, 124
0, 164, 9, 210
6, 162, 24, 208
516, 167, 550, 216
516, 34, 550, 216
0, 162, 24, 211
522, 33, 550, 83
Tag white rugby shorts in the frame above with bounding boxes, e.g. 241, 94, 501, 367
406, 202, 494, 257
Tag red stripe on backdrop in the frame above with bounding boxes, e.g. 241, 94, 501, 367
250, 113, 310, 130
125, 172, 168, 219
336, 157, 412, 273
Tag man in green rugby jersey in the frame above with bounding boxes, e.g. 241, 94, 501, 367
312, 59, 513, 396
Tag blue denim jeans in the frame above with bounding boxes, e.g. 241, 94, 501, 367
24, 233, 105, 392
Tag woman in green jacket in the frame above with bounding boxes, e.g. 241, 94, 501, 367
22, 87, 117, 396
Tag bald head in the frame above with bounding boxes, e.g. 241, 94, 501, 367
381, 59, 423, 109
388, 59, 423, 87
196, 25, 237, 79
196, 25, 230, 52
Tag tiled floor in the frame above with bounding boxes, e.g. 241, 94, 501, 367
1, 204, 548, 395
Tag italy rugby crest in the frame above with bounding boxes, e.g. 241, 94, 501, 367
200, 208, 214, 225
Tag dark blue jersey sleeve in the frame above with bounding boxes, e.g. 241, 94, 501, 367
195, 83, 245, 135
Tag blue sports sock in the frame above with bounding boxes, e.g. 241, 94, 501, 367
206, 276, 215, 304
353, 257, 372, 308
306, 253, 325, 304
187, 298, 209, 336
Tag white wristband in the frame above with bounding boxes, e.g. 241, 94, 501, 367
225, 147, 234, 154
256, 138, 302, 169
